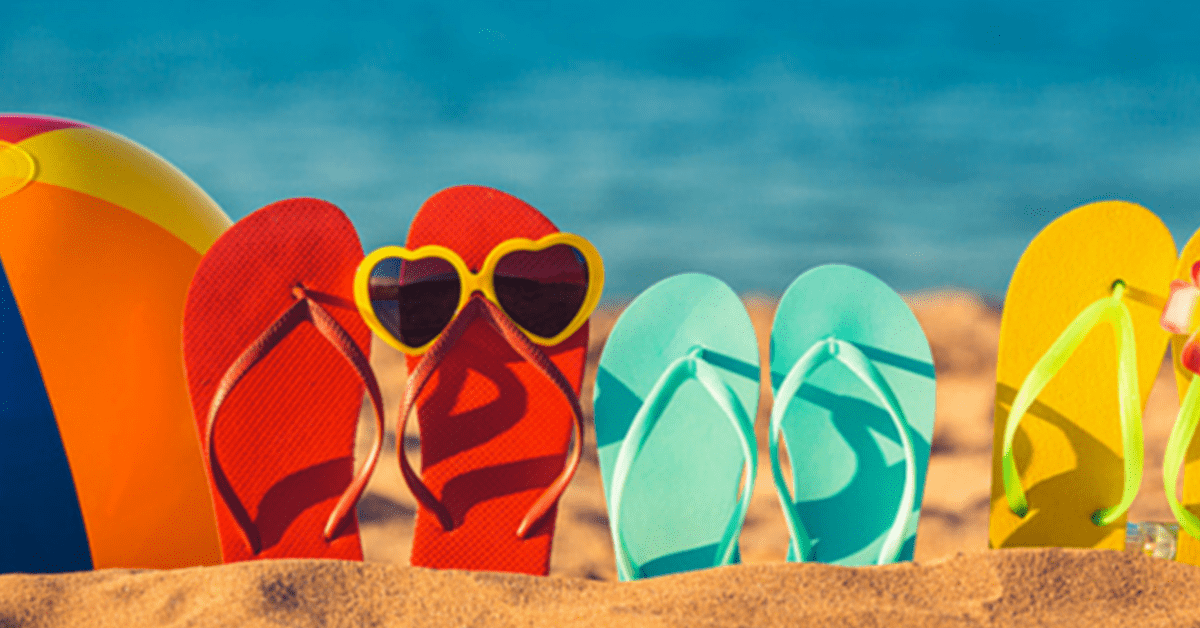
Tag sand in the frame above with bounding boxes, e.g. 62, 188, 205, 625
3, 291, 1197, 627
3, 549, 1200, 627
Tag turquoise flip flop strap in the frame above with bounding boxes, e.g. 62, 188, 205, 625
1001, 282, 1143, 526
769, 336, 917, 565
607, 346, 758, 581
1165, 377, 1200, 539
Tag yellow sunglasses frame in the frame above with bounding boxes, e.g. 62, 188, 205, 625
354, 232, 605, 355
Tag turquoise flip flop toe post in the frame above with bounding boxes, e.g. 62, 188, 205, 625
593, 273, 760, 581
770, 264, 936, 565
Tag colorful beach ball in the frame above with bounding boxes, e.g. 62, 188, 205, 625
0, 115, 230, 572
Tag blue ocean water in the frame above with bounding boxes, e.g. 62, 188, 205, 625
5, 1, 1200, 301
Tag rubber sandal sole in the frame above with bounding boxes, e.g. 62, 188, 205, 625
989, 200, 1176, 550
594, 273, 759, 579
1165, 225, 1200, 564
403, 185, 588, 575
184, 198, 373, 562
770, 264, 936, 565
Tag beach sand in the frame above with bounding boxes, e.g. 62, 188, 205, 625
3, 549, 1198, 627
2, 291, 1194, 626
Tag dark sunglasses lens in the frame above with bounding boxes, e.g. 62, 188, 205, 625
493, 244, 589, 339
368, 257, 460, 348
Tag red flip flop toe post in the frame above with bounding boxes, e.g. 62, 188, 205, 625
364, 185, 594, 575
183, 198, 384, 563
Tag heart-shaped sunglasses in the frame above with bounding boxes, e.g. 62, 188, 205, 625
353, 233, 605, 354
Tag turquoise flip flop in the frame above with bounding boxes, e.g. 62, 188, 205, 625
593, 273, 760, 581
769, 264, 936, 565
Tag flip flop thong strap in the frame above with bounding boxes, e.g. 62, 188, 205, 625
607, 347, 757, 581
1001, 284, 1143, 526
206, 286, 386, 555
1165, 377, 1200, 539
770, 337, 917, 565
396, 296, 585, 538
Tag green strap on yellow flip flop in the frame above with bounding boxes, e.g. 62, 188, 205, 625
1001, 281, 1143, 526
770, 336, 917, 565
1165, 379, 1200, 540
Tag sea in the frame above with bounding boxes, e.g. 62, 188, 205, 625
6, 0, 1200, 301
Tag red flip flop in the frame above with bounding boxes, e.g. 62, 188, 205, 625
183, 198, 384, 563
355, 185, 599, 575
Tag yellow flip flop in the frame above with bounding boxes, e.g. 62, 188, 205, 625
1162, 227, 1200, 564
990, 200, 1175, 550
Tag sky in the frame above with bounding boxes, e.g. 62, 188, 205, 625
5, 1, 1200, 300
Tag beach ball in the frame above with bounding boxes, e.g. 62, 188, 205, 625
0, 115, 230, 572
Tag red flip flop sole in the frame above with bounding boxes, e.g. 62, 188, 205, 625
184, 198, 372, 562
404, 186, 588, 575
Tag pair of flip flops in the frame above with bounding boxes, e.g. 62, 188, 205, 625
594, 265, 936, 580
184, 187, 597, 575
989, 200, 1200, 562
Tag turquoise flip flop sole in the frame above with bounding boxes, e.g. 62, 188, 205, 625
594, 273, 760, 580
770, 264, 936, 565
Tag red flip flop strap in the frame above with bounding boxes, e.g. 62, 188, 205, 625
304, 293, 386, 542
396, 297, 584, 538
205, 288, 381, 555
394, 300, 482, 531
206, 296, 308, 555
474, 299, 584, 539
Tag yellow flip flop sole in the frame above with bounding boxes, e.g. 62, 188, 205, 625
990, 200, 1175, 550
1166, 227, 1200, 564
